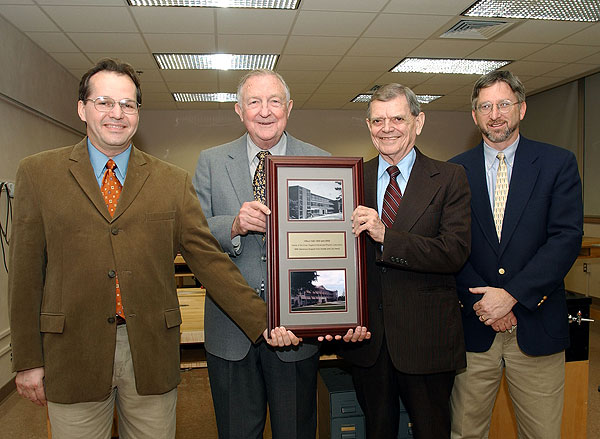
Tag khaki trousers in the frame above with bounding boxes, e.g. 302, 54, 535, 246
47, 325, 177, 439
450, 327, 564, 439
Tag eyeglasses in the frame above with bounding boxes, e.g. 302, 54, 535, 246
85, 96, 140, 114
476, 101, 520, 115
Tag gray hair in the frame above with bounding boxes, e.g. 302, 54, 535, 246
236, 69, 291, 105
471, 70, 526, 110
367, 83, 421, 119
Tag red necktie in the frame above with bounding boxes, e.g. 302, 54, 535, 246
381, 166, 402, 228
101, 160, 125, 319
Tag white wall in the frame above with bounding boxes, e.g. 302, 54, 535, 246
135, 107, 480, 176
0, 15, 83, 390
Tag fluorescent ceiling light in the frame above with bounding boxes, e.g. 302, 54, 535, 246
128, 0, 299, 8
351, 94, 443, 104
464, 0, 600, 22
174, 92, 237, 102
154, 53, 278, 70
391, 58, 510, 75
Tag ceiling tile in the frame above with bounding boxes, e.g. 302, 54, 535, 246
523, 76, 564, 93
25, 31, 79, 52
292, 11, 376, 37
0, 5, 59, 31
35, 0, 124, 4
579, 51, 600, 64
375, 72, 435, 87
168, 82, 227, 92
560, 23, 600, 46
217, 9, 295, 35
284, 36, 356, 55
507, 60, 567, 76
468, 42, 547, 60
543, 63, 599, 79
364, 14, 453, 39
286, 83, 319, 94
383, 0, 474, 15
217, 70, 246, 88
524, 44, 599, 63
138, 81, 169, 93
144, 100, 177, 110
48, 52, 91, 69
334, 56, 396, 72
136, 69, 163, 82
42, 6, 136, 32
144, 33, 216, 52
217, 34, 286, 53
409, 39, 488, 58
131, 7, 214, 34
141, 92, 173, 102
87, 53, 157, 69
275, 70, 330, 83
412, 83, 462, 95
68, 33, 147, 53
277, 55, 341, 71
496, 20, 590, 44
316, 83, 363, 94
300, 0, 388, 12
324, 71, 381, 84
347, 38, 421, 57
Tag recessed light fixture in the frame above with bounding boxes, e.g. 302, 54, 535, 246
351, 94, 443, 104
390, 58, 510, 75
173, 92, 237, 102
464, 0, 600, 22
128, 0, 300, 9
154, 53, 278, 70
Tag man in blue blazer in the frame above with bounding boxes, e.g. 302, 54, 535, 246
194, 70, 368, 438
449, 70, 583, 439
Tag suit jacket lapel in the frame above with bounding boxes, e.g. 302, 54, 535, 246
464, 144, 500, 253
225, 135, 254, 205
112, 146, 149, 222
68, 139, 113, 222
498, 137, 539, 255
225, 135, 264, 246
393, 148, 440, 232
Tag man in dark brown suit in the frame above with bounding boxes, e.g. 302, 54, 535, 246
340, 83, 471, 439
8, 58, 297, 438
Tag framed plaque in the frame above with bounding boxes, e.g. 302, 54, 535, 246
266, 156, 367, 337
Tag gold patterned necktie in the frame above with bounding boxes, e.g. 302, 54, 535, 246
493, 152, 508, 241
101, 159, 125, 319
253, 151, 270, 205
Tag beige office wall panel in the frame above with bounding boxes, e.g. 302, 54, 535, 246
135, 108, 479, 176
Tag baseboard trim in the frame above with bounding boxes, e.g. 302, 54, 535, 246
0, 376, 15, 405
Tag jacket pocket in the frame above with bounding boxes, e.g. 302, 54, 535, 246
164, 308, 182, 328
146, 211, 176, 221
40, 313, 65, 333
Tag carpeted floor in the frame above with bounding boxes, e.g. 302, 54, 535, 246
2, 319, 600, 438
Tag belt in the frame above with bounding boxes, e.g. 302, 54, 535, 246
116, 315, 126, 326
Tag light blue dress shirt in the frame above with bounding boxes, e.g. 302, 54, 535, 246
87, 138, 131, 187
376, 148, 416, 218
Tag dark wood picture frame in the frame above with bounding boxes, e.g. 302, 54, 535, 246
266, 156, 367, 337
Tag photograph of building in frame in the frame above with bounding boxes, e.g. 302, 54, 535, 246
288, 179, 343, 220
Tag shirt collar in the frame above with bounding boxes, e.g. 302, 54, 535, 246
377, 148, 416, 182
246, 132, 287, 164
484, 135, 519, 171
87, 138, 132, 182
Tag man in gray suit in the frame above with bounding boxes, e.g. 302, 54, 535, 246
194, 70, 362, 438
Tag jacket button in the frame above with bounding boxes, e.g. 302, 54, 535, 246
107, 316, 115, 324
108, 270, 116, 278
378, 303, 383, 310
498, 268, 505, 275
400, 258, 407, 265
111, 227, 119, 235
261, 255, 267, 262
381, 267, 387, 273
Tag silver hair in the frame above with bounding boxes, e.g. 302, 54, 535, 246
236, 69, 291, 105
367, 83, 421, 119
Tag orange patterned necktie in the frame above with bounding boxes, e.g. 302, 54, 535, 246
101, 159, 125, 319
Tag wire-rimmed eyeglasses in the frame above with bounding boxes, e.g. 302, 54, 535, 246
476, 101, 520, 115
85, 96, 140, 114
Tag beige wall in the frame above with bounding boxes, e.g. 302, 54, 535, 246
135, 107, 480, 176
0, 15, 83, 390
